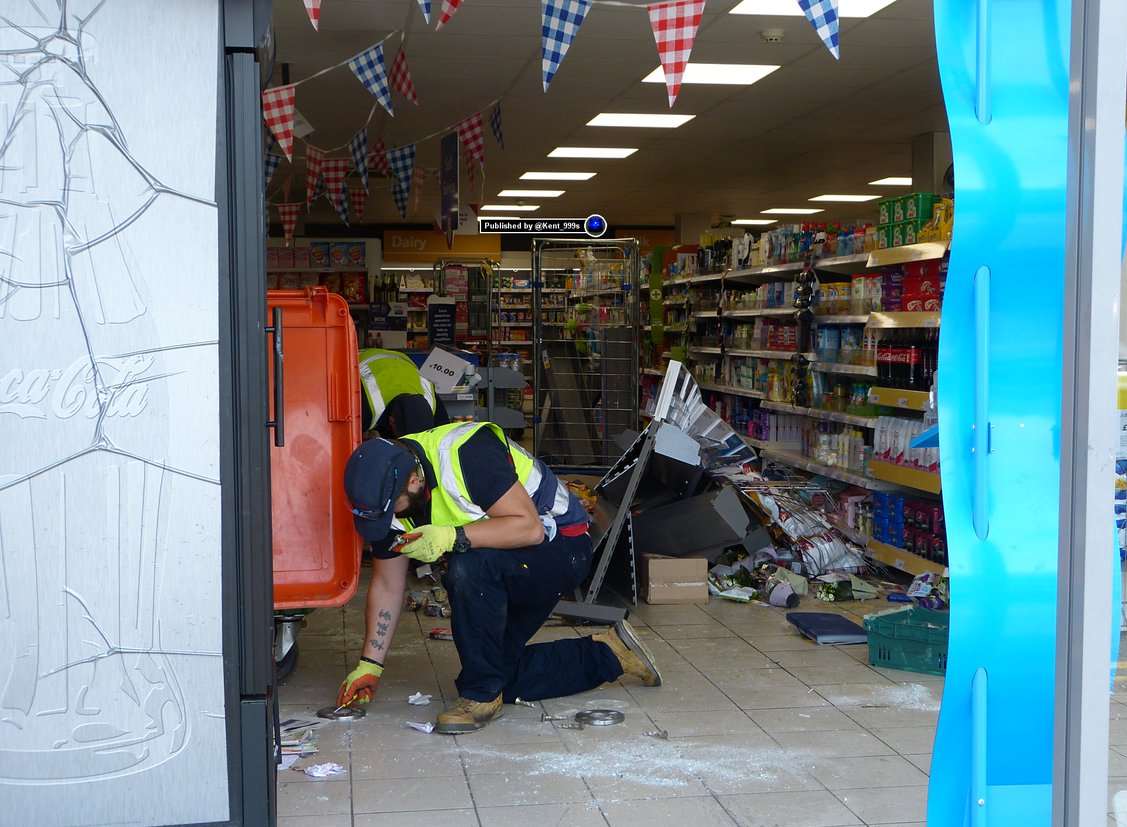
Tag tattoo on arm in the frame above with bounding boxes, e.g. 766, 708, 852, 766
378, 609, 392, 621
376, 622, 389, 636
372, 639, 385, 652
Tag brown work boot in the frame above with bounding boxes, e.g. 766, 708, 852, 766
593, 620, 662, 687
435, 694, 504, 734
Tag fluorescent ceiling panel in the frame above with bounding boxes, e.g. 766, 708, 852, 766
587, 113, 695, 128
642, 63, 781, 85
521, 171, 597, 180
480, 204, 540, 212
549, 147, 638, 158
761, 207, 824, 215
809, 194, 882, 202
868, 176, 913, 186
730, 0, 899, 17
732, 219, 777, 225
498, 189, 565, 198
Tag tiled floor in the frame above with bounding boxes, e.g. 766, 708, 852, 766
277, 574, 943, 827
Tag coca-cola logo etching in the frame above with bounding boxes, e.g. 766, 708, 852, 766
0, 355, 153, 420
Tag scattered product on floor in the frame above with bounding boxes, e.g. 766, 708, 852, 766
302, 762, 346, 778
316, 704, 366, 720
403, 720, 435, 734
428, 626, 454, 640
641, 554, 708, 604
407, 691, 432, 705
786, 610, 869, 644
279, 717, 324, 734
279, 729, 318, 760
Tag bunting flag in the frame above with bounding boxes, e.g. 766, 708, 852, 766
416, 0, 432, 23
369, 139, 392, 177
349, 130, 370, 190
311, 173, 328, 203
456, 113, 485, 167
261, 85, 297, 160
392, 180, 410, 218
276, 202, 302, 241
348, 44, 394, 116
349, 185, 367, 221
389, 48, 420, 105
332, 181, 350, 224
387, 143, 416, 193
264, 152, 282, 186
798, 0, 840, 59
436, 0, 464, 29
321, 158, 353, 215
541, 0, 591, 92
489, 103, 504, 149
305, 144, 326, 204
303, 0, 321, 30
647, 0, 706, 107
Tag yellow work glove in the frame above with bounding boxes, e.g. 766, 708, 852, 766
396, 524, 456, 563
337, 657, 383, 706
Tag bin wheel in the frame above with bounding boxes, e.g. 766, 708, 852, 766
276, 638, 299, 681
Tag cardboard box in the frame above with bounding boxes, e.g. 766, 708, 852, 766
642, 554, 708, 605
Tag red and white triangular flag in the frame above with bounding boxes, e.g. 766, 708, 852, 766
349, 185, 367, 221
389, 49, 420, 105
369, 139, 392, 177
647, 0, 705, 107
456, 113, 486, 167
262, 85, 297, 161
303, 0, 321, 30
305, 145, 326, 205
276, 202, 303, 241
436, 0, 464, 30
321, 158, 352, 214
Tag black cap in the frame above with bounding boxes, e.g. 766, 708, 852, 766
344, 438, 417, 542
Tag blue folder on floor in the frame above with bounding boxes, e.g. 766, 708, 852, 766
786, 612, 868, 645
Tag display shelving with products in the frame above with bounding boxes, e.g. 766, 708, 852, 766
641, 204, 952, 577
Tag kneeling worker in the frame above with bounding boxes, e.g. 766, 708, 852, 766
336, 422, 661, 733
358, 347, 449, 438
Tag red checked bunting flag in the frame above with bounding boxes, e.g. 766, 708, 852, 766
261, 85, 297, 161
276, 202, 302, 241
390, 49, 420, 105
349, 185, 367, 221
303, 0, 321, 30
646, 0, 705, 107
456, 113, 485, 167
368, 140, 392, 177
321, 158, 352, 213
305, 144, 326, 205
436, 0, 464, 30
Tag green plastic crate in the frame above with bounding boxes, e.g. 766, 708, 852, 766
864, 606, 949, 676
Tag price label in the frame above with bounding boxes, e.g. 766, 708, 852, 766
420, 348, 472, 394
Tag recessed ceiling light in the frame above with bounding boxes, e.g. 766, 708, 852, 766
761, 207, 824, 215
498, 189, 564, 198
480, 204, 540, 212
549, 147, 638, 158
642, 63, 781, 85
868, 176, 913, 186
732, 219, 778, 225
730, 0, 898, 17
521, 171, 597, 181
587, 113, 695, 128
809, 194, 882, 202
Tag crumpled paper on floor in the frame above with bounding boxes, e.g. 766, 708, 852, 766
404, 720, 435, 734
303, 762, 346, 778
407, 692, 432, 705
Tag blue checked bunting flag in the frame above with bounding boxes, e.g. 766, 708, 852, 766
416, 0, 432, 23
797, 0, 840, 59
392, 180, 410, 218
264, 152, 282, 185
387, 143, 416, 196
490, 103, 504, 149
350, 130, 370, 190
541, 0, 591, 92
333, 181, 350, 224
349, 43, 395, 116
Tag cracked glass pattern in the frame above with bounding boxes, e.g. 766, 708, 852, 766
0, 2, 230, 823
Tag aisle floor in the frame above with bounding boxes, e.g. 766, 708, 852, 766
276, 572, 950, 827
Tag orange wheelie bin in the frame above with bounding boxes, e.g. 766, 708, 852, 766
267, 288, 363, 676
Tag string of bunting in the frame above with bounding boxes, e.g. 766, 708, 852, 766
266, 0, 839, 220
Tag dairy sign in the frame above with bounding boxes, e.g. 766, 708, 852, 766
0, 354, 153, 420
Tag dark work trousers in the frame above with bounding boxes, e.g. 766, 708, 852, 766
442, 530, 624, 703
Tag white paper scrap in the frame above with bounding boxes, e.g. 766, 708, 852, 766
304, 762, 346, 778
407, 692, 433, 706
404, 720, 435, 734
279, 754, 300, 771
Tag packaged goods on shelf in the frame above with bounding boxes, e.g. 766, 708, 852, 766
876, 193, 951, 249
756, 222, 877, 267
872, 492, 947, 565
876, 329, 939, 389
873, 416, 939, 472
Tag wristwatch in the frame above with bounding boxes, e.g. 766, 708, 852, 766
452, 526, 472, 554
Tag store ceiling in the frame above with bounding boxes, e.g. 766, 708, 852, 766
270, 0, 945, 228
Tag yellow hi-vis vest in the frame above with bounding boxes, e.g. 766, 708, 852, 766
358, 348, 436, 426
403, 422, 573, 528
